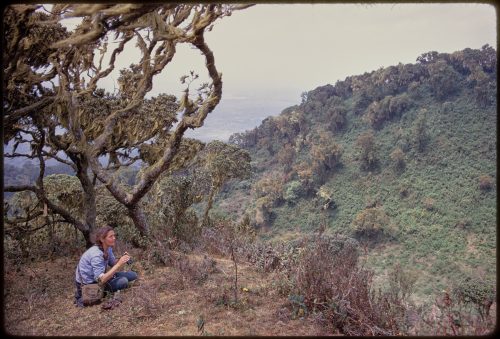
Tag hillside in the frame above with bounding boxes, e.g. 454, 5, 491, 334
216, 46, 497, 300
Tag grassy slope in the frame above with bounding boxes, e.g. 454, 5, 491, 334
215, 67, 496, 302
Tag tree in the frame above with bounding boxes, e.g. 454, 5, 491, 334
254, 170, 286, 209
4, 4, 252, 245
196, 141, 251, 227
413, 109, 429, 152
5, 174, 87, 256
427, 60, 461, 100
468, 65, 495, 107
276, 143, 296, 173
356, 130, 378, 171
364, 94, 413, 129
324, 97, 348, 131
310, 130, 343, 184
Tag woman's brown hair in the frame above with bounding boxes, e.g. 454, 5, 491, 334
91, 226, 114, 257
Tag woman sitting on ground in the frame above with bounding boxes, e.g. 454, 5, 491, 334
74, 225, 137, 307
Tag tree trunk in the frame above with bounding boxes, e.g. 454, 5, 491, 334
201, 184, 216, 228
127, 204, 149, 240
83, 229, 93, 248
71, 154, 97, 248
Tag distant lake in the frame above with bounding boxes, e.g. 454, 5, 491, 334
185, 93, 298, 142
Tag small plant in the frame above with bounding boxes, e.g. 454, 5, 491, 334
387, 262, 418, 307
422, 197, 436, 211
173, 253, 215, 287
129, 286, 164, 321
478, 175, 494, 191
454, 218, 471, 230
398, 182, 411, 198
288, 294, 308, 319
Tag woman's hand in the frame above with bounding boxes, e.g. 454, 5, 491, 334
99, 253, 132, 284
118, 254, 131, 267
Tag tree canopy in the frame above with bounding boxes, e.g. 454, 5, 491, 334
4, 4, 252, 245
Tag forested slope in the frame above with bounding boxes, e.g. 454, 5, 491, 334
217, 45, 497, 297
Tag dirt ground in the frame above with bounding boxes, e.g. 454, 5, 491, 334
3, 251, 332, 336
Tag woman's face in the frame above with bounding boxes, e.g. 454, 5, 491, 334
102, 230, 116, 248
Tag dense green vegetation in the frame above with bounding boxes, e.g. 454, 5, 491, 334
219, 46, 497, 301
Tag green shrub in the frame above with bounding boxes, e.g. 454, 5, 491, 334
283, 180, 304, 205
453, 276, 495, 319
390, 147, 406, 173
350, 207, 395, 242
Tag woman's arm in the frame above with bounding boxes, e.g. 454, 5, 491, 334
98, 254, 131, 284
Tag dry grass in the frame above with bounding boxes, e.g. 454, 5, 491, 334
3, 251, 327, 336
5, 231, 494, 336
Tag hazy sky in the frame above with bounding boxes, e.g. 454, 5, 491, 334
147, 3, 497, 100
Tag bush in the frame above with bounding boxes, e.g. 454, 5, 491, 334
316, 185, 336, 210
390, 147, 406, 172
422, 197, 436, 211
284, 234, 407, 335
283, 180, 304, 205
418, 289, 495, 335
453, 276, 495, 320
253, 198, 273, 228
350, 207, 394, 242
